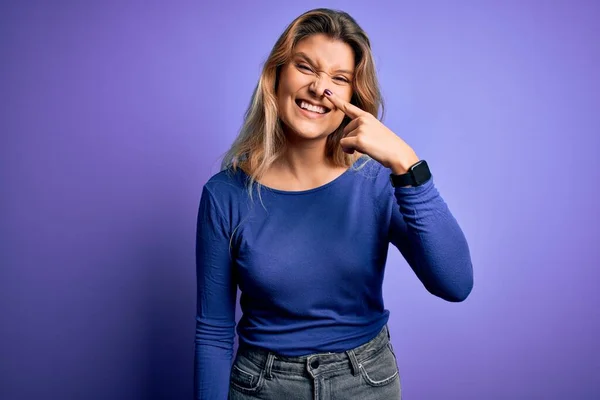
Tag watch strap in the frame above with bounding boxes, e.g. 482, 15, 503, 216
389, 171, 414, 187
389, 160, 431, 187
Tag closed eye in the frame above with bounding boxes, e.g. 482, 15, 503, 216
296, 63, 350, 84
296, 63, 312, 72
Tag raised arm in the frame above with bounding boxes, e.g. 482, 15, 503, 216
388, 177, 474, 302
194, 186, 237, 399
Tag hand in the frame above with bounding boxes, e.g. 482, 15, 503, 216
324, 89, 420, 175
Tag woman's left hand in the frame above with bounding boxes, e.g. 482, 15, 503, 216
324, 89, 420, 175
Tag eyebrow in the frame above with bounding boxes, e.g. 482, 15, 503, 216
293, 52, 354, 76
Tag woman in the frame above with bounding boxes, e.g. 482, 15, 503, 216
194, 8, 473, 400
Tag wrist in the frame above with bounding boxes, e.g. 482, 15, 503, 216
390, 154, 420, 175
389, 158, 431, 188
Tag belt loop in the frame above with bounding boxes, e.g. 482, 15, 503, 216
346, 349, 360, 376
386, 324, 391, 340
264, 352, 275, 380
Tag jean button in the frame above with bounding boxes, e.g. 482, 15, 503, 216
310, 358, 319, 368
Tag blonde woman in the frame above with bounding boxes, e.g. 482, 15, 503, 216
194, 8, 473, 400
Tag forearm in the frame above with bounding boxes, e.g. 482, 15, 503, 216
194, 318, 236, 399
394, 178, 474, 301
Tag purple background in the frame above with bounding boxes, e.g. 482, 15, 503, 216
2, 1, 599, 399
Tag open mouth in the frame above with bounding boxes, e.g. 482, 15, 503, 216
295, 98, 331, 115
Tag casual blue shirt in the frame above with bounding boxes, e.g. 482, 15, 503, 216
194, 157, 473, 399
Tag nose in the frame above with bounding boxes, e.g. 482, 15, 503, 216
308, 73, 331, 97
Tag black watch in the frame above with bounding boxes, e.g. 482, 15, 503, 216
389, 160, 431, 187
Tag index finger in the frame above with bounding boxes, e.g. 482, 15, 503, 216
324, 89, 365, 119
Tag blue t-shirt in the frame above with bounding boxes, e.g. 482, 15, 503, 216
194, 157, 473, 399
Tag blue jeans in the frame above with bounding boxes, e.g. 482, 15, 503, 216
228, 324, 401, 399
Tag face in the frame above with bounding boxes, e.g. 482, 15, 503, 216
276, 34, 355, 142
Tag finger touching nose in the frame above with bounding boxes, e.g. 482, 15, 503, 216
310, 75, 332, 97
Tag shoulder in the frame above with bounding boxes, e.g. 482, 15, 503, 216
203, 167, 247, 198
349, 156, 394, 193
199, 167, 250, 224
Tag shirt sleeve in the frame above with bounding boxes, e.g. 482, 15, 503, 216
388, 176, 474, 302
194, 185, 237, 399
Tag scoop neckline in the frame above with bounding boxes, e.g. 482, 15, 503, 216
238, 157, 369, 195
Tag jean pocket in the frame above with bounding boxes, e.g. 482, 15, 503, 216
230, 354, 265, 394
358, 343, 400, 387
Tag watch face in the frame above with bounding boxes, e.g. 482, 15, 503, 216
411, 160, 431, 184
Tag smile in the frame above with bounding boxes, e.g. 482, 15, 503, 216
295, 99, 331, 116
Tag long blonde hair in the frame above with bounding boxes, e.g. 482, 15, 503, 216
220, 8, 385, 198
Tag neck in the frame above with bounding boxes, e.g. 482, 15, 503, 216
276, 137, 332, 180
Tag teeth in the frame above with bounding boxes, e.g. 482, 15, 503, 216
299, 100, 327, 114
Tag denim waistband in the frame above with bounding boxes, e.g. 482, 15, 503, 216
236, 324, 392, 378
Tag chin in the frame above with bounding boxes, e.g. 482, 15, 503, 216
287, 126, 326, 140
283, 115, 340, 141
